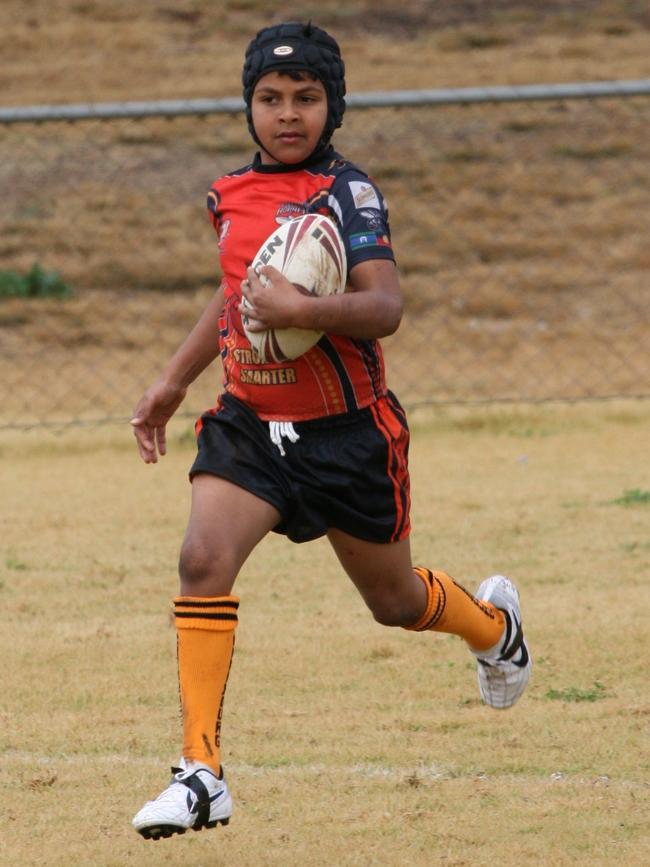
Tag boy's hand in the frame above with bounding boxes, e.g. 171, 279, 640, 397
239, 265, 306, 332
130, 379, 187, 463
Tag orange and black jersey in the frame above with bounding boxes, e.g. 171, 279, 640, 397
207, 146, 396, 421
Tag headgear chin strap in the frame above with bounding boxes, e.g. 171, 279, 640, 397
242, 21, 346, 160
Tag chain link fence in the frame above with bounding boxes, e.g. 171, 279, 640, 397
1, 85, 649, 429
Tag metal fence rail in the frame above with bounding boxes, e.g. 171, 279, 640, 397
2, 79, 650, 124
1, 82, 649, 429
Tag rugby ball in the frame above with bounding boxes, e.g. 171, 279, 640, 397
242, 213, 347, 363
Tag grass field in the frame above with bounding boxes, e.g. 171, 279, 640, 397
1, 402, 649, 865
1, 2, 649, 863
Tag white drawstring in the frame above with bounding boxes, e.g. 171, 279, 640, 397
269, 420, 300, 457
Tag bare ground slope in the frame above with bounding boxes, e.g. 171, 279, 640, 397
1, 1, 649, 421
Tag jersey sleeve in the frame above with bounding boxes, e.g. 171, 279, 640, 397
327, 170, 396, 272
207, 187, 221, 236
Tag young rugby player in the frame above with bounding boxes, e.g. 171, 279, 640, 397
130, 21, 531, 840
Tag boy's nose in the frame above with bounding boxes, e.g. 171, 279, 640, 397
279, 100, 299, 120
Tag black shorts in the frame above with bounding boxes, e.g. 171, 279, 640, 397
190, 392, 411, 544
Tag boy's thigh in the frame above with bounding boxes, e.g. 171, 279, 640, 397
182, 473, 281, 585
327, 529, 425, 626
327, 528, 413, 594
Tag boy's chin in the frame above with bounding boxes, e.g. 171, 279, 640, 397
260, 148, 309, 166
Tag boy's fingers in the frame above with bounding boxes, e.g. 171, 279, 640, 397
239, 304, 264, 331
247, 266, 272, 288
131, 420, 151, 444
135, 437, 156, 463
258, 264, 280, 279
131, 421, 159, 463
139, 444, 156, 463
155, 426, 167, 456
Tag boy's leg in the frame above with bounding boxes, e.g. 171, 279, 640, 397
133, 475, 281, 839
327, 529, 531, 707
327, 531, 504, 647
174, 474, 281, 770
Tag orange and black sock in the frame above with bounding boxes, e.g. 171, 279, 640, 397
405, 567, 505, 652
174, 595, 239, 772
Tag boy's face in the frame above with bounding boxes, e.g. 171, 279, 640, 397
251, 71, 328, 165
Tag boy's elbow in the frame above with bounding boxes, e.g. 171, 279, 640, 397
383, 294, 403, 336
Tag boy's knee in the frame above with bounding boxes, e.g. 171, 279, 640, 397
369, 597, 421, 628
178, 538, 235, 595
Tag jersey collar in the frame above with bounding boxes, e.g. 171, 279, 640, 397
252, 145, 335, 174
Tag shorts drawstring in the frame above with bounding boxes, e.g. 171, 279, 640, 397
269, 420, 300, 457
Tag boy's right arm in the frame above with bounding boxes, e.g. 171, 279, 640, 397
131, 285, 224, 464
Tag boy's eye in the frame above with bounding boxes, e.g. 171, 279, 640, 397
255, 91, 321, 106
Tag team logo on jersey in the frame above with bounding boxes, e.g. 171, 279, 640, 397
360, 209, 383, 230
348, 180, 381, 211
218, 218, 231, 251
275, 202, 308, 224
273, 45, 294, 56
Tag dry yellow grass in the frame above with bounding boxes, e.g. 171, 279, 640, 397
1, 9, 649, 860
2, 92, 649, 423
1, 402, 649, 865
2, 1, 650, 104
1, 1, 649, 423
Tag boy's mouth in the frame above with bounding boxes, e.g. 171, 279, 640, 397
278, 132, 303, 142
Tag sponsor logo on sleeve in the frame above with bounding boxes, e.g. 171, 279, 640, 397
348, 180, 381, 211
349, 231, 392, 251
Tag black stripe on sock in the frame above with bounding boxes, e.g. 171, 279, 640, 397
174, 612, 239, 622
175, 599, 239, 609
453, 578, 497, 620
419, 572, 446, 631
215, 634, 235, 750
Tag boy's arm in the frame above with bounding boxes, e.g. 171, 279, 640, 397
241, 258, 403, 341
241, 170, 401, 341
131, 285, 224, 464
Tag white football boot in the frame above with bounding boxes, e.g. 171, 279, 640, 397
132, 758, 232, 840
473, 575, 532, 709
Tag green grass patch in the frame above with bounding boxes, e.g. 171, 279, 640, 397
0, 264, 72, 299
620, 540, 650, 553
610, 488, 650, 506
5, 556, 28, 571
544, 682, 607, 703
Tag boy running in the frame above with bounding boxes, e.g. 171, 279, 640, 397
130, 21, 531, 841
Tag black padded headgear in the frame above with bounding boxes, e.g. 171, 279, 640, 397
242, 22, 346, 156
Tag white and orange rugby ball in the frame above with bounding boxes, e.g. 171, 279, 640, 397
242, 213, 347, 363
